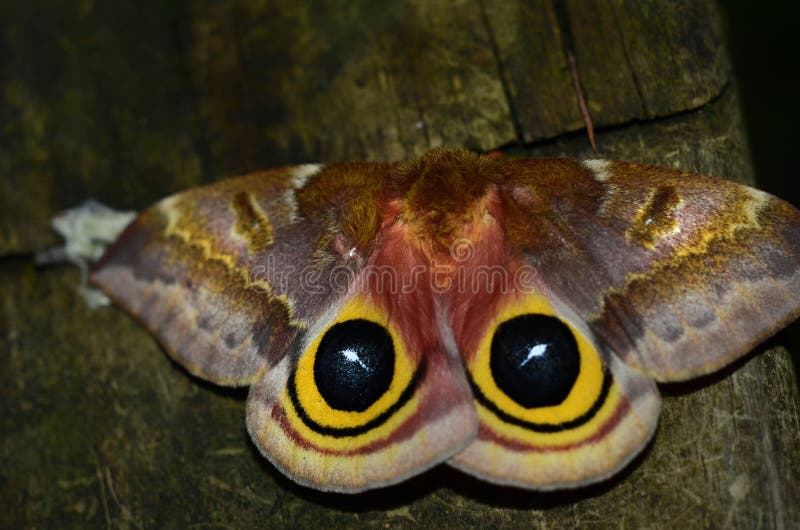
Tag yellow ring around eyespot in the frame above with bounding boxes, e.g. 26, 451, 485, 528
293, 295, 415, 430
474, 380, 623, 446
279, 388, 422, 450
469, 292, 605, 424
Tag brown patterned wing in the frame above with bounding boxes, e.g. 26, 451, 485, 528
91, 163, 376, 386
501, 158, 800, 382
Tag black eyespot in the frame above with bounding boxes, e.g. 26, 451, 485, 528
314, 319, 394, 412
490, 314, 580, 408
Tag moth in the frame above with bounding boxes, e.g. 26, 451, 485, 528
91, 149, 800, 493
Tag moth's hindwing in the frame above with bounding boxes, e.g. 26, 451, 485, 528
246, 292, 477, 493
449, 289, 659, 489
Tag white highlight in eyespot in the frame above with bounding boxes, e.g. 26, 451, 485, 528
343, 348, 369, 370
582, 159, 612, 181
520, 343, 548, 367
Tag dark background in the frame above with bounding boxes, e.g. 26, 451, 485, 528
725, 1, 800, 207
726, 0, 800, 371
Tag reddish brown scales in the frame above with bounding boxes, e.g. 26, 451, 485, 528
295, 161, 388, 249
392, 150, 503, 251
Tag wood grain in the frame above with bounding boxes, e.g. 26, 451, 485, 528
1, 0, 797, 527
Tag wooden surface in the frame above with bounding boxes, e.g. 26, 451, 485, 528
1, 0, 798, 528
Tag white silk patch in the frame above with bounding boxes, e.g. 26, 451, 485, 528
37, 199, 137, 308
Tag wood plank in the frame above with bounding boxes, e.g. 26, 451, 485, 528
190, 0, 514, 163
482, 0, 584, 141
1, 1, 798, 527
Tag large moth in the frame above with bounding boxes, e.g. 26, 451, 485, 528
91, 149, 800, 493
